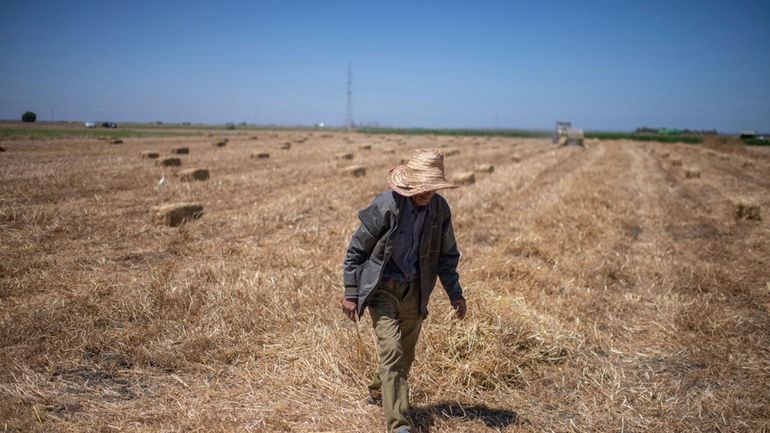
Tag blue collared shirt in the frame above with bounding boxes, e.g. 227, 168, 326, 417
382, 196, 428, 282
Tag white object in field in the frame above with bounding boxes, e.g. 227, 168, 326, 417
157, 173, 166, 191
84, 122, 96, 128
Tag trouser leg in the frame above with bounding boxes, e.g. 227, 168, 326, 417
368, 279, 422, 433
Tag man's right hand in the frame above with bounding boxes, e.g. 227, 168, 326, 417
342, 299, 358, 322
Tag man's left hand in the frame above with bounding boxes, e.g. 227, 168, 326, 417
451, 299, 467, 320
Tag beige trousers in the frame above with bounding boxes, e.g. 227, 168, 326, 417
367, 279, 423, 433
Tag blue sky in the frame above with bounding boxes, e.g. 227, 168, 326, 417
1, 0, 768, 131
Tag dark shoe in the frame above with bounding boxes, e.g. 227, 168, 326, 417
367, 389, 383, 406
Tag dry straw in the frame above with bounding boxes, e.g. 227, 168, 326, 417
157, 157, 182, 167
151, 202, 203, 226
341, 165, 366, 177
475, 164, 494, 173
2, 133, 769, 433
177, 168, 210, 182
453, 171, 476, 185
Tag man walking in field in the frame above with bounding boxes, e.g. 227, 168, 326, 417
342, 148, 467, 433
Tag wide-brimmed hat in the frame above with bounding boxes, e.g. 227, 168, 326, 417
387, 148, 458, 197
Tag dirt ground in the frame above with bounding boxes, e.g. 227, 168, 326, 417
1, 130, 769, 432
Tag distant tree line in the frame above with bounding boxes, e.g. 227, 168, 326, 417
635, 127, 718, 135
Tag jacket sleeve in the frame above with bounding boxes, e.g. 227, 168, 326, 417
342, 199, 388, 297
437, 208, 464, 302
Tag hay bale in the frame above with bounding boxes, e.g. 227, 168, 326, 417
157, 157, 182, 167
359, 144, 372, 150
684, 168, 701, 178
336, 152, 354, 160
742, 161, 754, 168
111, 139, 123, 144
453, 172, 475, 185
251, 152, 270, 159
152, 203, 204, 227
341, 165, 366, 177
445, 150, 460, 157
734, 200, 761, 221
280, 142, 291, 150
140, 151, 159, 159
475, 164, 494, 173
178, 168, 209, 181
171, 147, 189, 154
671, 159, 682, 166
383, 148, 396, 154
661, 152, 670, 158
0, 146, 6, 152
511, 156, 521, 163
214, 140, 227, 147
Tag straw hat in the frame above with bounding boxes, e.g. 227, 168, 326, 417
387, 148, 458, 197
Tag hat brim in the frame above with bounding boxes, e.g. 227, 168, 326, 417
387, 165, 458, 197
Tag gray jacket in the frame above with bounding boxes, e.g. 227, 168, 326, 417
343, 190, 464, 317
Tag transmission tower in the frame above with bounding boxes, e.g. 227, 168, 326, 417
345, 61, 354, 130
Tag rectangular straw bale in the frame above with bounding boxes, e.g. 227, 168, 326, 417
111, 139, 123, 144
171, 147, 189, 154
684, 168, 701, 178
671, 159, 682, 166
251, 152, 270, 159
475, 164, 494, 173
157, 157, 182, 167
280, 142, 291, 150
214, 140, 227, 147
0, 146, 5, 152
661, 152, 670, 158
152, 203, 203, 227
445, 150, 460, 157
336, 152, 354, 160
140, 151, 159, 159
453, 172, 475, 185
178, 168, 209, 181
341, 165, 366, 177
359, 144, 372, 150
734, 200, 761, 221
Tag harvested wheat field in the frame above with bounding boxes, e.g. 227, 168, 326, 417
1, 130, 769, 432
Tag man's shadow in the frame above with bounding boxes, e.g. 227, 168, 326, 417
410, 402, 519, 432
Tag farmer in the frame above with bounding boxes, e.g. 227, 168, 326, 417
342, 148, 467, 433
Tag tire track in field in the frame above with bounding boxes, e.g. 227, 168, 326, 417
608, 142, 770, 433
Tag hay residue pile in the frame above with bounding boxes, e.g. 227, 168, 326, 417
341, 165, 366, 177
177, 168, 210, 182
152, 203, 204, 226
453, 171, 475, 185
157, 157, 182, 167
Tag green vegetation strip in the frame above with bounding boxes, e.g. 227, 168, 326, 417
585, 132, 702, 144
0, 128, 199, 139
359, 127, 549, 138
359, 127, 706, 144
742, 138, 770, 146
